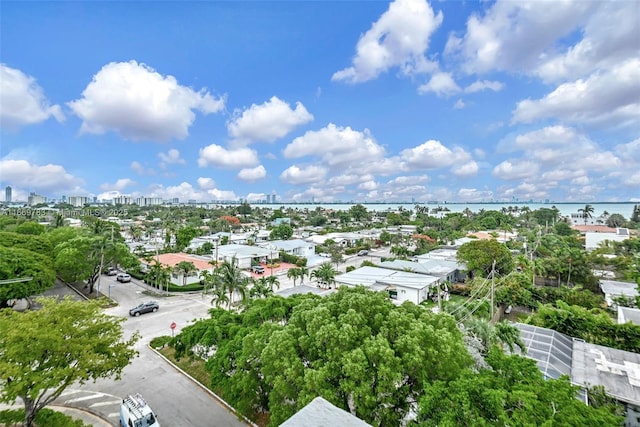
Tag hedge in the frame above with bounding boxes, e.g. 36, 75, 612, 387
0, 408, 90, 427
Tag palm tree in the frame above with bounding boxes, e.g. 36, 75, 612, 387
265, 275, 280, 292
174, 261, 197, 286
578, 204, 595, 225
312, 262, 337, 288
214, 257, 249, 308
287, 267, 301, 286
298, 266, 309, 285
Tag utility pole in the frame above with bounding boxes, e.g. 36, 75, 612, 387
490, 260, 496, 323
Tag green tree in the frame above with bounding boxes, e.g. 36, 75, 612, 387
0, 246, 56, 308
578, 204, 595, 225
606, 213, 626, 228
457, 239, 514, 277
175, 226, 199, 251
270, 223, 294, 240
174, 261, 197, 286
15, 221, 46, 235
413, 348, 623, 427
311, 262, 337, 288
348, 204, 369, 222
214, 258, 249, 308
287, 267, 301, 286
0, 297, 139, 427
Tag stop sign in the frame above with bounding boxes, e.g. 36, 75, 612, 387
170, 322, 176, 330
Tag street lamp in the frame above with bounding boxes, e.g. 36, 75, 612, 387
212, 236, 220, 266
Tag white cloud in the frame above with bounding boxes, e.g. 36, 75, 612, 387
197, 177, 216, 189
464, 80, 503, 93
615, 138, 640, 161
451, 160, 479, 177
534, 1, 639, 82
158, 148, 186, 168
280, 165, 327, 185
457, 188, 493, 202
146, 182, 236, 202
68, 60, 225, 142
446, 0, 596, 74
358, 180, 378, 191
197, 144, 259, 169
227, 96, 313, 144
99, 178, 136, 191
0, 159, 84, 194
492, 159, 539, 180
283, 123, 386, 168
386, 175, 430, 185
418, 72, 460, 97
130, 161, 154, 176
0, 64, 64, 129
332, 0, 442, 83
512, 59, 640, 128
238, 165, 267, 182
400, 139, 471, 169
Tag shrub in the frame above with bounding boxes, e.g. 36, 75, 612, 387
150, 335, 172, 349
0, 408, 90, 427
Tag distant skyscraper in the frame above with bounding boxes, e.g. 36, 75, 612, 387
5, 186, 11, 202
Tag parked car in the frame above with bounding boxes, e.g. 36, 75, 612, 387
117, 273, 131, 283
357, 250, 369, 256
129, 301, 159, 317
105, 267, 118, 276
252, 265, 265, 274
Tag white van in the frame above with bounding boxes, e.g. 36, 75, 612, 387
120, 394, 160, 427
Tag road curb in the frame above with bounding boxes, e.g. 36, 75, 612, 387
148, 345, 258, 427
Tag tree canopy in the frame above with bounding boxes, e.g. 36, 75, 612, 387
457, 239, 514, 277
0, 246, 56, 307
0, 297, 139, 427
413, 348, 623, 426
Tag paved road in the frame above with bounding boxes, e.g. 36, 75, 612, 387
52, 277, 248, 427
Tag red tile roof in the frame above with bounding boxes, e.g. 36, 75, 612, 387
572, 225, 616, 233
148, 253, 212, 271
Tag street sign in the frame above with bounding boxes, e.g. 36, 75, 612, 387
170, 322, 176, 330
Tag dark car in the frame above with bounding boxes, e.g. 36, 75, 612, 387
357, 250, 369, 256
116, 273, 131, 283
129, 301, 159, 317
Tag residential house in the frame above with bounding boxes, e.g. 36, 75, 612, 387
259, 239, 316, 259
600, 280, 639, 307
618, 306, 640, 326
141, 253, 213, 286
379, 258, 467, 283
585, 228, 631, 251
514, 323, 640, 426
334, 266, 440, 305
216, 243, 274, 269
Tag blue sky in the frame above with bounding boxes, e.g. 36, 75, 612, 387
1, 0, 638, 204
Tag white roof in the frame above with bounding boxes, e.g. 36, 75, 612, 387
336, 266, 439, 290
600, 280, 638, 298
216, 244, 272, 259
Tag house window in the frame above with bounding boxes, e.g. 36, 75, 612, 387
389, 290, 398, 299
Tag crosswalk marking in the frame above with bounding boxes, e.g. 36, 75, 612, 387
59, 390, 83, 397
65, 392, 105, 403
90, 400, 121, 408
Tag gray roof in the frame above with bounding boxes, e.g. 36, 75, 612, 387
619, 306, 640, 325
513, 323, 640, 406
260, 239, 314, 251
571, 340, 640, 406
514, 323, 573, 380
279, 397, 372, 427
600, 280, 639, 298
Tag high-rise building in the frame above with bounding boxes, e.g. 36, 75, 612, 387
68, 196, 90, 207
5, 186, 11, 202
28, 192, 46, 206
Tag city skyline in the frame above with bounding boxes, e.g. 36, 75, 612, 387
1, 0, 639, 204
